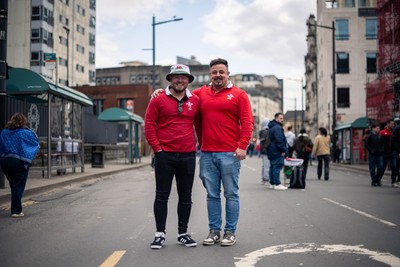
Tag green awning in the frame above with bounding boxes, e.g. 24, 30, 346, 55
98, 107, 144, 124
335, 117, 372, 131
6, 68, 93, 106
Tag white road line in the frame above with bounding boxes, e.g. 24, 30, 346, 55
323, 198, 397, 227
235, 243, 400, 267
99, 250, 126, 267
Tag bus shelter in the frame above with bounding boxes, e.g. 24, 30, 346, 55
335, 117, 373, 164
5, 68, 93, 178
98, 107, 144, 163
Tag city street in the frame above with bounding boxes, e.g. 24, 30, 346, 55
1, 156, 399, 267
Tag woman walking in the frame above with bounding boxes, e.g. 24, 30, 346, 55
0, 113, 40, 217
293, 128, 313, 178
312, 127, 331, 180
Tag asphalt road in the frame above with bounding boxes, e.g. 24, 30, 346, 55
0, 156, 399, 267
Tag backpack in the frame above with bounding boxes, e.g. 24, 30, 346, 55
259, 128, 271, 152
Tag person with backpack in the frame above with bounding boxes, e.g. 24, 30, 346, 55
259, 118, 270, 185
293, 128, 313, 178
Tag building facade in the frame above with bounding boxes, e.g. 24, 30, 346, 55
306, 0, 378, 134
7, 0, 96, 86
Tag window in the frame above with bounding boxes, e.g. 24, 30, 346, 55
345, 0, 355, 7
31, 29, 40, 42
359, 0, 377, 7
337, 52, 350, 73
365, 18, 377, 40
89, 33, 95, 46
89, 71, 96, 83
32, 6, 40, 20
89, 52, 95, 64
90, 16, 96, 28
76, 44, 85, 54
31, 52, 41, 66
93, 99, 104, 115
60, 0, 69, 5
366, 52, 377, 73
58, 57, 67, 67
76, 64, 84, 72
337, 88, 350, 108
59, 14, 69, 26
336, 19, 349, 40
76, 4, 85, 16
76, 24, 85, 35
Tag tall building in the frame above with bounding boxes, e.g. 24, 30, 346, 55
306, 0, 378, 133
366, 0, 400, 123
7, 0, 96, 86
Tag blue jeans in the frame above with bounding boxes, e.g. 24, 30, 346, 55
368, 154, 383, 184
0, 157, 29, 214
269, 157, 284, 185
317, 155, 330, 180
199, 152, 241, 233
153, 151, 196, 234
381, 152, 398, 183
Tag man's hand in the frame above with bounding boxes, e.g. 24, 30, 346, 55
151, 88, 164, 99
234, 148, 247, 160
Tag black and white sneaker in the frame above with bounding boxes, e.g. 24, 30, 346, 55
150, 232, 165, 249
177, 233, 197, 247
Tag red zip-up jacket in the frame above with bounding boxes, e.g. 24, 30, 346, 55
193, 82, 254, 152
145, 88, 200, 153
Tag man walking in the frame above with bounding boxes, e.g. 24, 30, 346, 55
145, 64, 200, 249
365, 123, 384, 187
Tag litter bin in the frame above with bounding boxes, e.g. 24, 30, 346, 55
91, 146, 105, 168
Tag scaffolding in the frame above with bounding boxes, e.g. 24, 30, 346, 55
366, 0, 400, 122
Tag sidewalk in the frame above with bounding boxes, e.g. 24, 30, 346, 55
0, 156, 152, 205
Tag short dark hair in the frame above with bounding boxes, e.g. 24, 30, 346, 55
371, 122, 380, 129
274, 112, 283, 119
210, 58, 228, 68
319, 127, 328, 136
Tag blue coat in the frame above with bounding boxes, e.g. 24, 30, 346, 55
266, 120, 287, 160
0, 128, 40, 164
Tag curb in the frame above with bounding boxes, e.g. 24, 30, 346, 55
0, 163, 151, 206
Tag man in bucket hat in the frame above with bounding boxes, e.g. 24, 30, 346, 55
145, 64, 200, 249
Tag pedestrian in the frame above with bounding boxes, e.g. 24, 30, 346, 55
267, 112, 288, 190
293, 128, 313, 178
365, 123, 384, 186
144, 64, 200, 249
312, 127, 331, 181
152, 58, 254, 246
380, 119, 398, 187
0, 112, 40, 218
391, 118, 400, 187
285, 125, 295, 158
259, 118, 270, 185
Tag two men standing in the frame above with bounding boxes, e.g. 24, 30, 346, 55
145, 59, 254, 249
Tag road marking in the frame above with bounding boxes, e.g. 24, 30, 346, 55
323, 198, 397, 227
99, 250, 126, 267
235, 243, 400, 267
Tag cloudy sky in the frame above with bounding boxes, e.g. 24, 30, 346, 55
96, 0, 317, 110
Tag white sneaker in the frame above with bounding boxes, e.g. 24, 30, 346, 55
268, 184, 275, 189
274, 184, 288, 190
392, 183, 399, 188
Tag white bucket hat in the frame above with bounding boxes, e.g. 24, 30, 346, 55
166, 64, 195, 83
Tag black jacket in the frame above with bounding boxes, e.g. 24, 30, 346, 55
365, 132, 384, 155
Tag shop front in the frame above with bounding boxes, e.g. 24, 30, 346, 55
335, 117, 374, 164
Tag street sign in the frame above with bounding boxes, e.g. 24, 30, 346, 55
44, 53, 57, 70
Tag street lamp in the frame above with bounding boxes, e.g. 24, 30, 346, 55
287, 77, 305, 129
151, 15, 183, 91
63, 26, 70, 87
307, 21, 336, 147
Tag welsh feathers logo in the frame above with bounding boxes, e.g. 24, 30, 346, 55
186, 101, 193, 110
227, 94, 234, 100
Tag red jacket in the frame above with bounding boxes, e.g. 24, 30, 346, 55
145, 89, 200, 152
193, 82, 254, 152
